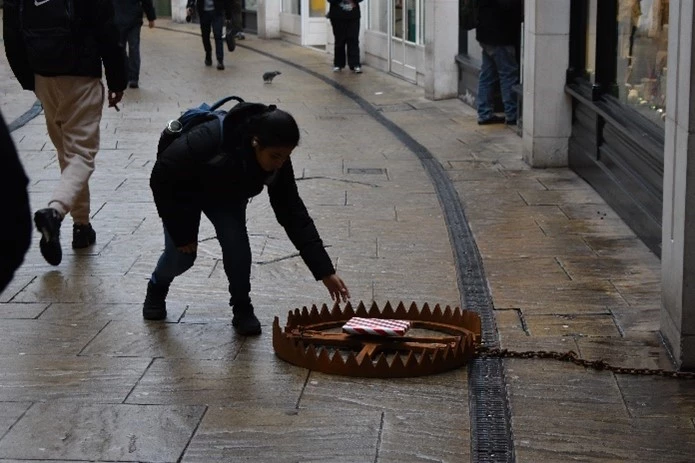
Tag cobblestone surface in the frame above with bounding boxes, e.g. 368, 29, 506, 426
1, 19, 694, 463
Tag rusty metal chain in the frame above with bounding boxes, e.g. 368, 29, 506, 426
475, 345, 695, 379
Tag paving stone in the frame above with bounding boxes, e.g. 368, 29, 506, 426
0, 320, 104, 355
617, 374, 695, 418
378, 411, 471, 463
524, 313, 620, 337
182, 407, 381, 462
126, 353, 307, 406
80, 321, 243, 359
0, 302, 49, 319
0, 356, 150, 402
0, 403, 31, 438
0, 403, 204, 462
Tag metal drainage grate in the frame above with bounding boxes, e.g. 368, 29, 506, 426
347, 168, 386, 175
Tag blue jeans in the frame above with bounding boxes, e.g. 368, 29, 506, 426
199, 10, 225, 63
150, 200, 252, 307
477, 43, 519, 122
122, 24, 141, 84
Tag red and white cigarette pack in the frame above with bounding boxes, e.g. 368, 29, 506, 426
342, 317, 411, 337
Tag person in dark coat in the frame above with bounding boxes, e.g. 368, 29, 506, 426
3, 0, 127, 267
144, 105, 351, 335
475, 0, 522, 125
187, 0, 233, 70
113, 0, 157, 88
0, 111, 31, 293
328, 0, 363, 73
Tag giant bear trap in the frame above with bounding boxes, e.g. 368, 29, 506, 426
273, 301, 481, 377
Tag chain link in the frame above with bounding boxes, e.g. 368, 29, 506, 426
475, 345, 695, 379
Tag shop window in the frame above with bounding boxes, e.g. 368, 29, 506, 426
393, 0, 423, 44
369, 0, 388, 33
310, 0, 325, 17
283, 0, 300, 15
245, 0, 258, 11
617, 0, 668, 126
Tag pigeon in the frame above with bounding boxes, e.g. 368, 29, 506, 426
263, 71, 282, 83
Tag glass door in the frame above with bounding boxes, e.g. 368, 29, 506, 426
389, 0, 422, 82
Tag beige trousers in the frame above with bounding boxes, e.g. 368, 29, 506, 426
34, 75, 104, 224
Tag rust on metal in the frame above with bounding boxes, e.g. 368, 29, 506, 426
273, 301, 481, 377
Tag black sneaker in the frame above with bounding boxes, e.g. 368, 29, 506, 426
34, 208, 63, 266
477, 115, 506, 125
217, 61, 225, 70
205, 54, 212, 66
143, 280, 169, 320
232, 305, 261, 335
72, 223, 96, 249
128, 81, 139, 89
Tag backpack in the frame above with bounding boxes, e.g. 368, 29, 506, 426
460, 0, 479, 31
20, 0, 82, 75
156, 96, 276, 161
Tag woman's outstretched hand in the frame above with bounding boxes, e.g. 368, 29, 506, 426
322, 273, 351, 303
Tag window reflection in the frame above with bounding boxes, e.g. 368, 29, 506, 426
369, 0, 388, 33
617, 0, 668, 126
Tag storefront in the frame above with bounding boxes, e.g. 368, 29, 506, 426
364, 0, 425, 84
566, 0, 668, 256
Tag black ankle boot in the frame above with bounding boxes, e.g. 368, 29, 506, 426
232, 304, 261, 335
143, 281, 169, 320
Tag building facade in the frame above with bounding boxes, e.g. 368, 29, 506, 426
170, 0, 695, 368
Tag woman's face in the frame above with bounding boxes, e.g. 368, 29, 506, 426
253, 140, 294, 172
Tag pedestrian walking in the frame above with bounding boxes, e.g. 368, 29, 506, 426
0, 110, 31, 293
113, 0, 157, 89
187, 0, 234, 70
3, 0, 127, 266
475, 0, 522, 125
144, 105, 351, 335
230, 0, 245, 39
328, 0, 363, 73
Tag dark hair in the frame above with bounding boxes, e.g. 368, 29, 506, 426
247, 108, 300, 148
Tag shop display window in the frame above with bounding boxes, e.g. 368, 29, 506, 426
369, 0, 388, 33
617, 0, 668, 126
283, 0, 300, 15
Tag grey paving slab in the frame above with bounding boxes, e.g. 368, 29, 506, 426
0, 356, 150, 402
0, 320, 104, 355
80, 321, 243, 359
0, 302, 49, 319
182, 407, 381, 463
0, 403, 31, 438
0, 403, 204, 462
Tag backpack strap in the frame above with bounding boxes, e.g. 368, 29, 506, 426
210, 96, 244, 111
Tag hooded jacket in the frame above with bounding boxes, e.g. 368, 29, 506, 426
150, 118, 336, 281
3, 0, 127, 92
113, 0, 157, 29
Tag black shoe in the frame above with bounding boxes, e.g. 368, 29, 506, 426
232, 305, 261, 335
72, 223, 96, 249
217, 61, 225, 70
128, 81, 139, 89
477, 115, 506, 125
205, 54, 212, 66
143, 281, 170, 320
34, 208, 63, 266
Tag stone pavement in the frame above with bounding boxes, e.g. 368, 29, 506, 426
1, 18, 694, 462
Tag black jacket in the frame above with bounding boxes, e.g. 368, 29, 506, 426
328, 0, 362, 20
150, 119, 336, 281
476, 0, 522, 46
3, 0, 127, 92
187, 0, 233, 20
0, 111, 31, 293
113, 0, 157, 29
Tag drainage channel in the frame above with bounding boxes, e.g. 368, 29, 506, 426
229, 42, 516, 462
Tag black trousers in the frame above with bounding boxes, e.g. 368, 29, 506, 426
330, 17, 360, 69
